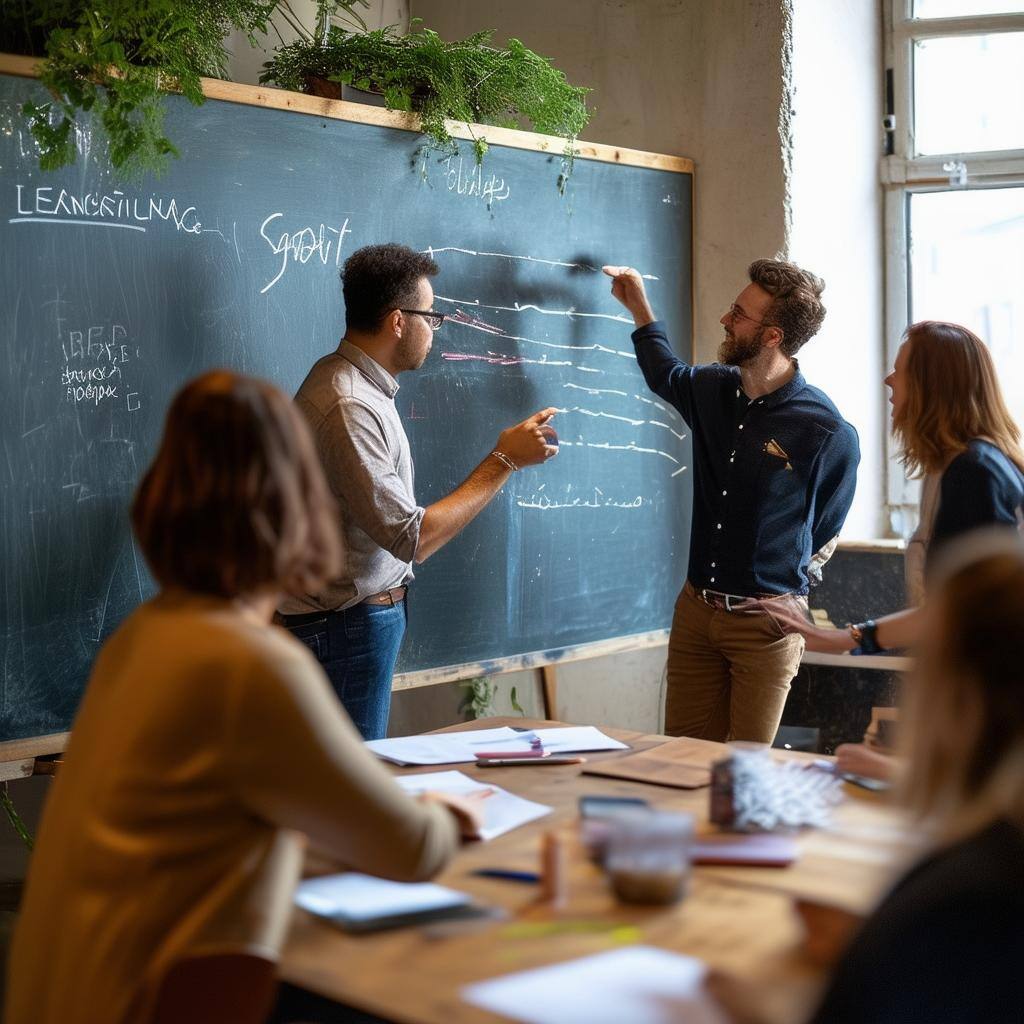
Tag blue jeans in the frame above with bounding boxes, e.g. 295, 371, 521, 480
284, 601, 406, 741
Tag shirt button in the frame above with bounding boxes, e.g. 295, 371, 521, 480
716, 523, 722, 529
711, 562, 716, 568
722, 490, 728, 496
738, 424, 744, 430
710, 577, 716, 583
736, 389, 740, 397
729, 458, 734, 463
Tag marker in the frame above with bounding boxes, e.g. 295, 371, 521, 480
472, 868, 541, 884
473, 757, 585, 765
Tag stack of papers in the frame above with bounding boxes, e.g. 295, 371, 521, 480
295, 873, 471, 932
396, 770, 551, 841
367, 726, 628, 766
462, 946, 727, 1024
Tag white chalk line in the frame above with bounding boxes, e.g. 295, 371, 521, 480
423, 246, 659, 281
435, 293, 634, 325
558, 438, 681, 466
449, 314, 636, 359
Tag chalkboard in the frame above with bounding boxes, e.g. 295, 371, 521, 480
0, 63, 693, 741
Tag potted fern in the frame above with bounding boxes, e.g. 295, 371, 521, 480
0, 1, 368, 177
260, 22, 591, 189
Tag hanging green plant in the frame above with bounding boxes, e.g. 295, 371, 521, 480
0, 1, 369, 178
261, 23, 590, 189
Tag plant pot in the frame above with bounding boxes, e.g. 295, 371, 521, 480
304, 75, 386, 107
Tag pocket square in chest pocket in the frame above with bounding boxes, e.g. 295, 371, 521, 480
763, 438, 793, 472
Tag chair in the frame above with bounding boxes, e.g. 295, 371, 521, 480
150, 953, 278, 1024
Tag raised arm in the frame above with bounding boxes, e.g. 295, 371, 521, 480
416, 408, 558, 562
602, 265, 700, 424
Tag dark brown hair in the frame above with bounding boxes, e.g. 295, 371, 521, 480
894, 320, 1024, 477
342, 243, 439, 332
748, 258, 826, 356
132, 371, 342, 598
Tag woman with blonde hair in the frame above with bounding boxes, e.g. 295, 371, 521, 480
5, 371, 483, 1024
774, 320, 1023, 657
805, 531, 1024, 1023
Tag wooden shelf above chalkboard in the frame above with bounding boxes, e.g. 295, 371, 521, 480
0, 53, 694, 175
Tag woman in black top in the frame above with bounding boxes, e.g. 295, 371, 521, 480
773, 320, 1024, 656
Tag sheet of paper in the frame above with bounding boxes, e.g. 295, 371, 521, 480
366, 726, 628, 766
295, 873, 469, 923
365, 727, 521, 765
531, 726, 629, 753
396, 770, 552, 841
462, 946, 728, 1024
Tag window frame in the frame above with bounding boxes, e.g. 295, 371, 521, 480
882, 0, 1024, 533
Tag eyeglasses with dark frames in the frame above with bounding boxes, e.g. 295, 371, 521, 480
725, 303, 767, 327
398, 309, 447, 331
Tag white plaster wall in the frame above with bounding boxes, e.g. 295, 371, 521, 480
788, 0, 885, 539
225, 0, 410, 86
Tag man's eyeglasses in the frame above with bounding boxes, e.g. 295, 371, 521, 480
398, 309, 447, 331
725, 304, 767, 327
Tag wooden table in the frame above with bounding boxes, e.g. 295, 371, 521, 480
281, 718, 922, 1023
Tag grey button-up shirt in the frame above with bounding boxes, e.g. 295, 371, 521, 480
279, 341, 424, 614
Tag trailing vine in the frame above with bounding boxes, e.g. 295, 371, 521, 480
0, 1, 368, 177
261, 23, 590, 181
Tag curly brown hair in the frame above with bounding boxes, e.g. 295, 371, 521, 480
132, 371, 343, 598
748, 258, 826, 356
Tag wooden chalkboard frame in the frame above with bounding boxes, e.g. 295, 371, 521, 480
0, 53, 695, 749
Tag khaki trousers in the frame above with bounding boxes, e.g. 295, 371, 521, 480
665, 582, 806, 744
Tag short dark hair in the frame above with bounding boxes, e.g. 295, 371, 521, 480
132, 371, 342, 598
748, 258, 826, 356
342, 243, 439, 333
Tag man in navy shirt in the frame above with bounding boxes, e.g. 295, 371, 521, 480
604, 260, 859, 743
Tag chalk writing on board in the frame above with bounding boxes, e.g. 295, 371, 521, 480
424, 246, 659, 281
258, 213, 353, 294
516, 490, 646, 511
443, 155, 510, 205
11, 185, 202, 233
434, 293, 633, 325
60, 323, 141, 411
448, 315, 636, 360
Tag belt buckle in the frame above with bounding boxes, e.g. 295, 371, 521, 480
724, 593, 736, 613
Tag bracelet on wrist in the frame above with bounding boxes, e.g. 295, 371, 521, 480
848, 619, 883, 655
490, 450, 519, 473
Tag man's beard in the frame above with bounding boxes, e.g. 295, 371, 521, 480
396, 335, 430, 372
718, 327, 766, 366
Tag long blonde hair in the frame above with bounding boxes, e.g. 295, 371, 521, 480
894, 321, 1024, 477
901, 532, 1024, 841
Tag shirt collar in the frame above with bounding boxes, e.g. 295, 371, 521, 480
735, 360, 806, 409
337, 339, 399, 399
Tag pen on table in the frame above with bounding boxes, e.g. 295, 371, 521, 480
472, 868, 541, 884
475, 756, 586, 767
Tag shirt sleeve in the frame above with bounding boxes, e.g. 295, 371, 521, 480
630, 321, 705, 427
229, 641, 459, 883
930, 452, 1008, 557
318, 400, 424, 563
809, 421, 860, 558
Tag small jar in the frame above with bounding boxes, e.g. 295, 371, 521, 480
605, 810, 694, 905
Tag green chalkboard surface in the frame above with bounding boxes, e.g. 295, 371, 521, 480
0, 67, 693, 741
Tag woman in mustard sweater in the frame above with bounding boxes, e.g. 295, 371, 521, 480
6, 372, 482, 1024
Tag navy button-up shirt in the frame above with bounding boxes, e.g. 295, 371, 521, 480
633, 322, 860, 596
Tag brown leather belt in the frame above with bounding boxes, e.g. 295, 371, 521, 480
361, 585, 407, 606
687, 580, 788, 612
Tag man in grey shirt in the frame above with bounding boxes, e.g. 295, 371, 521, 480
279, 243, 558, 739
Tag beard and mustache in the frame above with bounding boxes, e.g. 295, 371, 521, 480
718, 326, 767, 367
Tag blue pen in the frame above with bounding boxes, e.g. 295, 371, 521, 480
472, 868, 541, 884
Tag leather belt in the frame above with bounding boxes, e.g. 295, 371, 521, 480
361, 585, 407, 606
688, 581, 789, 612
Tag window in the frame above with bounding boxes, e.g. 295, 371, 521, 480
883, 1, 1024, 535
